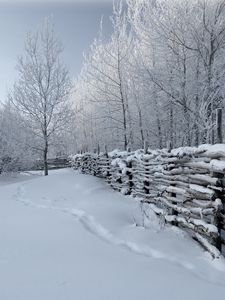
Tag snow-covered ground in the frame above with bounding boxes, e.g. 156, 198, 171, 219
0, 168, 225, 300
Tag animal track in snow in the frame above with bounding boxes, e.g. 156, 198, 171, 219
14, 182, 225, 288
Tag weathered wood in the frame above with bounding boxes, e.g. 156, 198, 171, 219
70, 144, 225, 257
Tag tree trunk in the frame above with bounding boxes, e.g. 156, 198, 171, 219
194, 55, 200, 146
117, 54, 128, 151
216, 108, 223, 143
119, 80, 128, 150
43, 111, 48, 176
169, 99, 174, 148
156, 116, 163, 149
137, 103, 144, 148
43, 143, 48, 176
183, 103, 191, 146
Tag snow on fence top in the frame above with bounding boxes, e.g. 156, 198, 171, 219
69, 144, 225, 258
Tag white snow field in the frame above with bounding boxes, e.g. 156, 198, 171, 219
1, 169, 225, 300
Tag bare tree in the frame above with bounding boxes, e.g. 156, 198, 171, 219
80, 1, 133, 150
73, 0, 225, 151
128, 0, 225, 147
11, 19, 72, 175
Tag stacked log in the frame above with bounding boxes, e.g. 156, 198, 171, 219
70, 144, 225, 258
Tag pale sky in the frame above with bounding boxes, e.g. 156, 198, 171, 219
0, 0, 114, 103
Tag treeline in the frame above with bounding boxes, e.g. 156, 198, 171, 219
74, 0, 225, 151
0, 104, 34, 172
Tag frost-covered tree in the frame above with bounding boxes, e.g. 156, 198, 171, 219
11, 19, 72, 175
0, 103, 35, 172
77, 2, 133, 150
73, 0, 225, 152
128, 0, 225, 146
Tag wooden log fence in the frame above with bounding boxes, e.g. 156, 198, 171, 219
69, 144, 225, 258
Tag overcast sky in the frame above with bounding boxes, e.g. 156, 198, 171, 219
0, 0, 114, 103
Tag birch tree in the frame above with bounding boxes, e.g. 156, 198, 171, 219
80, 1, 133, 150
11, 19, 72, 175
74, 0, 225, 151
128, 0, 225, 146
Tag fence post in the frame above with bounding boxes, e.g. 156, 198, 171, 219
104, 145, 111, 185
143, 153, 150, 196
170, 185, 178, 227
211, 171, 224, 252
127, 147, 133, 195
213, 206, 222, 252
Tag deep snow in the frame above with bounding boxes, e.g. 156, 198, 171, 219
0, 168, 225, 300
